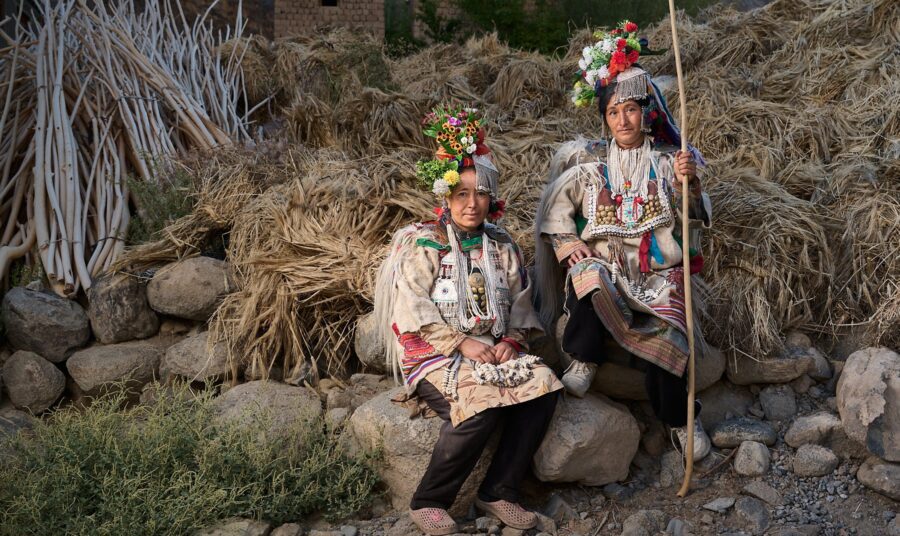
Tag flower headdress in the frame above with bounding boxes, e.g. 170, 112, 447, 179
572, 20, 644, 108
571, 23, 706, 165
416, 105, 505, 219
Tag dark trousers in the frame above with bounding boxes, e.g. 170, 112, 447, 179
409, 379, 559, 510
562, 287, 698, 428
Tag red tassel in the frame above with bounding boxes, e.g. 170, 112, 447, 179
690, 254, 704, 275
639, 232, 651, 273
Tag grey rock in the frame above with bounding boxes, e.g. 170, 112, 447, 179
697, 381, 754, 430
734, 496, 770, 535
353, 312, 386, 373
543, 493, 576, 523
784, 412, 843, 448
1, 287, 90, 362
195, 517, 272, 536
533, 393, 639, 485
726, 354, 813, 385
270, 524, 302, 536
665, 518, 690, 536
348, 388, 493, 516
792, 445, 839, 476
836, 347, 900, 461
734, 441, 770, 476
326, 388, 351, 411
339, 526, 357, 536
804, 347, 832, 381
702, 497, 735, 514
856, 457, 900, 500
790, 374, 815, 395
2, 351, 65, 412
161, 332, 231, 382
711, 418, 777, 448
602, 482, 633, 501
0, 407, 35, 438
621, 509, 667, 536
66, 341, 162, 396
213, 380, 322, 440
87, 273, 159, 344
890, 517, 900, 536
147, 257, 233, 321
759, 385, 797, 422
659, 450, 685, 488
476, 516, 497, 531
325, 407, 350, 428
349, 372, 385, 389
742, 480, 783, 506
501, 526, 524, 536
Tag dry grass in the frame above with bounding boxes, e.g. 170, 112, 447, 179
117, 0, 900, 378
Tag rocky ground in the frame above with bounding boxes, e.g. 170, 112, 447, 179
1, 257, 898, 536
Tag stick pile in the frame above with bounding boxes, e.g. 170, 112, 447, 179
0, 0, 248, 295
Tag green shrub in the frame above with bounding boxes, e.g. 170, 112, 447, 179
126, 167, 197, 246
0, 385, 379, 534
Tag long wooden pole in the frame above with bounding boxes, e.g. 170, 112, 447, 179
668, 0, 698, 499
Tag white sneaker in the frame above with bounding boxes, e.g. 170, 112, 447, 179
673, 417, 711, 461
561, 360, 597, 398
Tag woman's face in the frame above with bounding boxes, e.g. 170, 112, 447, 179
448, 168, 490, 232
605, 99, 645, 149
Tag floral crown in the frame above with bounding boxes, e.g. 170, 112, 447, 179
415, 105, 491, 198
572, 20, 647, 108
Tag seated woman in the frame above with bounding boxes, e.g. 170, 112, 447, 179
535, 22, 713, 459
374, 106, 562, 536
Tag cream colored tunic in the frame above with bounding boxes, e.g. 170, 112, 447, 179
389, 221, 562, 426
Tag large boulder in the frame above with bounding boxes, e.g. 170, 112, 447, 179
161, 332, 231, 382
66, 341, 162, 396
533, 393, 640, 485
792, 445, 839, 477
348, 388, 495, 516
213, 380, 321, 439
147, 257, 233, 321
1, 287, 90, 362
1, 350, 65, 412
836, 347, 900, 461
726, 354, 813, 385
354, 312, 386, 373
784, 412, 843, 448
87, 273, 159, 344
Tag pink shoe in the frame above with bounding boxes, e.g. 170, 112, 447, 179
475, 498, 538, 530
409, 507, 458, 535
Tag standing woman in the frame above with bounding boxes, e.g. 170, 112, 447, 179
535, 22, 713, 460
375, 106, 562, 535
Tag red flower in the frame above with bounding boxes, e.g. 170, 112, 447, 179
610, 28, 622, 35
433, 207, 445, 218
627, 49, 640, 63
612, 50, 626, 65
625, 21, 638, 32
616, 38, 627, 50
648, 110, 659, 121
488, 199, 506, 220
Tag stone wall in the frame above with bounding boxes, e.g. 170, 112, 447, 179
274, 0, 385, 39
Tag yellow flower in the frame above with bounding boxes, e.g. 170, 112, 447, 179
443, 170, 460, 186
442, 122, 452, 130
437, 133, 448, 142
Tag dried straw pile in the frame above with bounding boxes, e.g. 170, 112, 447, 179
118, 0, 900, 380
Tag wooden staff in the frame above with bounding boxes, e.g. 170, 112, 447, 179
668, 0, 698, 498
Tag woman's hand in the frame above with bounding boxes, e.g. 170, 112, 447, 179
491, 341, 518, 363
673, 150, 701, 196
458, 337, 497, 364
566, 242, 595, 268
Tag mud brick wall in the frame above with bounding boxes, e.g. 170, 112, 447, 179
275, 0, 385, 39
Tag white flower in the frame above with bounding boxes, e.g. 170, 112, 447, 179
582, 46, 593, 59
597, 65, 609, 80
467, 144, 477, 154
461, 135, 472, 145
601, 39, 616, 54
571, 93, 579, 104
584, 70, 597, 86
432, 179, 450, 196
578, 58, 588, 70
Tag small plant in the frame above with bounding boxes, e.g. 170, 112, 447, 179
126, 166, 197, 245
0, 384, 380, 534
417, 0, 463, 44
